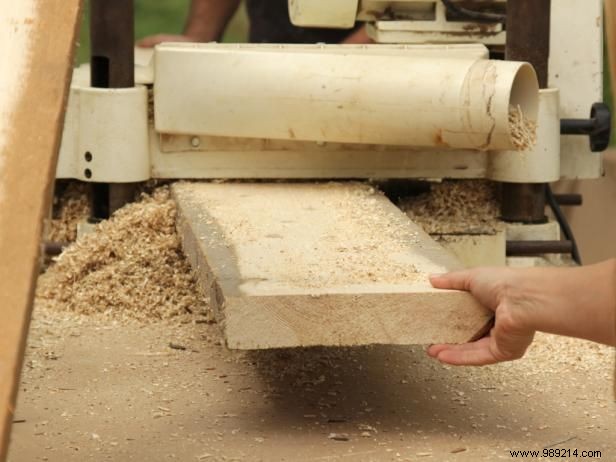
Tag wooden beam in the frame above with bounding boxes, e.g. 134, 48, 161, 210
0, 1, 82, 459
172, 182, 492, 350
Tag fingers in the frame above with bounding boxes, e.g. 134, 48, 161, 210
427, 337, 499, 366
427, 344, 448, 357
429, 270, 473, 292
428, 329, 533, 366
427, 342, 470, 357
136, 36, 159, 48
136, 34, 195, 48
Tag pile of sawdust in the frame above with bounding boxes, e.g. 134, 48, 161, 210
47, 182, 91, 242
36, 186, 210, 323
509, 105, 537, 151
399, 180, 503, 235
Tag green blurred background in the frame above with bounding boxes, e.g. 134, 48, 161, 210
76, 0, 614, 138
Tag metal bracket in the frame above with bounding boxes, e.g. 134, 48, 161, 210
56, 85, 150, 182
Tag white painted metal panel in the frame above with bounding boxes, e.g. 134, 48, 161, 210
550, 0, 604, 179
57, 86, 150, 182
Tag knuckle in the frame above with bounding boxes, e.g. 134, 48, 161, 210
495, 304, 518, 332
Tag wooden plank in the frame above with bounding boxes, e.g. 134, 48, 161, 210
0, 1, 82, 459
172, 182, 492, 350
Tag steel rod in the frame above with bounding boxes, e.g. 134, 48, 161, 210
554, 193, 583, 207
501, 183, 547, 224
506, 240, 573, 257
43, 241, 68, 256
89, 0, 136, 219
505, 0, 551, 88
90, 0, 135, 88
501, 0, 551, 223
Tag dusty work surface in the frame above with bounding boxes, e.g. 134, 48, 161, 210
172, 182, 490, 349
9, 187, 615, 460
8, 306, 615, 462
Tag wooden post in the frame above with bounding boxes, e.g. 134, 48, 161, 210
0, 1, 82, 459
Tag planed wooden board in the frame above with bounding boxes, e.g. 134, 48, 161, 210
0, 1, 82, 459
172, 182, 492, 350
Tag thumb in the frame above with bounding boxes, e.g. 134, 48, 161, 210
136, 36, 158, 48
429, 270, 474, 292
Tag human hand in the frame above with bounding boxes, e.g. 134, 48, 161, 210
427, 268, 536, 366
340, 25, 373, 44
136, 34, 198, 48
427, 260, 616, 366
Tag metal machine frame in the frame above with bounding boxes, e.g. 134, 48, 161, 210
55, 0, 610, 266
58, 1, 605, 183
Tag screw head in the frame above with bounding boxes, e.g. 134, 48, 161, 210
191, 136, 201, 148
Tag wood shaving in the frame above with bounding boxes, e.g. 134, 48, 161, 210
36, 186, 210, 323
509, 104, 537, 151
47, 182, 91, 242
399, 180, 503, 235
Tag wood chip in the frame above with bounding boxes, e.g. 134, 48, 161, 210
37, 187, 210, 324
169, 343, 187, 351
399, 180, 502, 235
509, 104, 537, 151
47, 182, 91, 243
328, 433, 349, 441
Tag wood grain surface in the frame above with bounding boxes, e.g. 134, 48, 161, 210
172, 182, 492, 350
0, 1, 81, 459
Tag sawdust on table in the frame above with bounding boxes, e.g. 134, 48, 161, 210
509, 104, 537, 151
47, 182, 91, 242
399, 180, 503, 235
15, 304, 616, 461
37, 186, 211, 323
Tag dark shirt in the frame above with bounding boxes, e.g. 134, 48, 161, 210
245, 0, 358, 43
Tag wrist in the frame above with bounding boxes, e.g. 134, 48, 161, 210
605, 258, 616, 345
499, 269, 544, 334
183, 23, 213, 42
525, 261, 616, 345
500, 267, 578, 338
183, 0, 240, 43
574, 260, 616, 345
